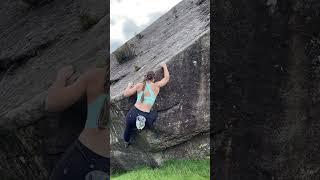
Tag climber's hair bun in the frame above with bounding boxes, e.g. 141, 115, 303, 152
145, 71, 155, 81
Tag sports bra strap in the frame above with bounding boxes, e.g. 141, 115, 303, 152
145, 83, 155, 97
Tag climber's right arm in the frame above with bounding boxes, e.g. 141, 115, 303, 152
155, 63, 170, 87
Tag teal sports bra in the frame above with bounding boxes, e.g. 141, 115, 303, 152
136, 83, 157, 105
85, 94, 107, 128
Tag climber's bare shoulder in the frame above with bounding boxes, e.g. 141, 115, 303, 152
155, 79, 169, 88
149, 82, 160, 94
135, 83, 144, 91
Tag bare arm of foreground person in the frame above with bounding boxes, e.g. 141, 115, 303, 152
155, 63, 170, 87
45, 65, 88, 112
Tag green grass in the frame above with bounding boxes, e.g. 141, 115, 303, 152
111, 159, 210, 180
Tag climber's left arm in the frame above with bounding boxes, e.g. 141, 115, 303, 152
123, 83, 140, 97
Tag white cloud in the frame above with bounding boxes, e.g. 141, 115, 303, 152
110, 0, 182, 52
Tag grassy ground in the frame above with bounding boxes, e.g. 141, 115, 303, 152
111, 158, 210, 180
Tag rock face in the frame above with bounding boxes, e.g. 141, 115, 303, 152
213, 0, 320, 179
0, 0, 108, 179
110, 0, 210, 171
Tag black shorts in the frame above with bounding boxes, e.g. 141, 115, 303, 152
50, 140, 110, 180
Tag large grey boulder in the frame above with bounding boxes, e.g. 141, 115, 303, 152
110, 0, 210, 171
213, 0, 320, 179
0, 0, 108, 179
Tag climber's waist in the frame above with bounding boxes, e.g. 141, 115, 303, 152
126, 106, 158, 125
133, 104, 153, 113
133, 105, 150, 114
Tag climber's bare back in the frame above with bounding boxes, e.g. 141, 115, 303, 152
134, 82, 160, 112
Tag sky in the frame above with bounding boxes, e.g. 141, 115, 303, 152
110, 0, 182, 53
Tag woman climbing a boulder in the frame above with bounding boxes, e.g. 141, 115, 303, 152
123, 62, 170, 148
45, 51, 110, 180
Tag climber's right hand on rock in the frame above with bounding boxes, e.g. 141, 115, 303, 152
56, 65, 75, 81
160, 62, 167, 68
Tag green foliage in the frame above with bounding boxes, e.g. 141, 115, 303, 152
79, 12, 99, 31
137, 33, 144, 39
111, 159, 210, 180
113, 43, 136, 64
134, 65, 141, 72
173, 7, 178, 18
